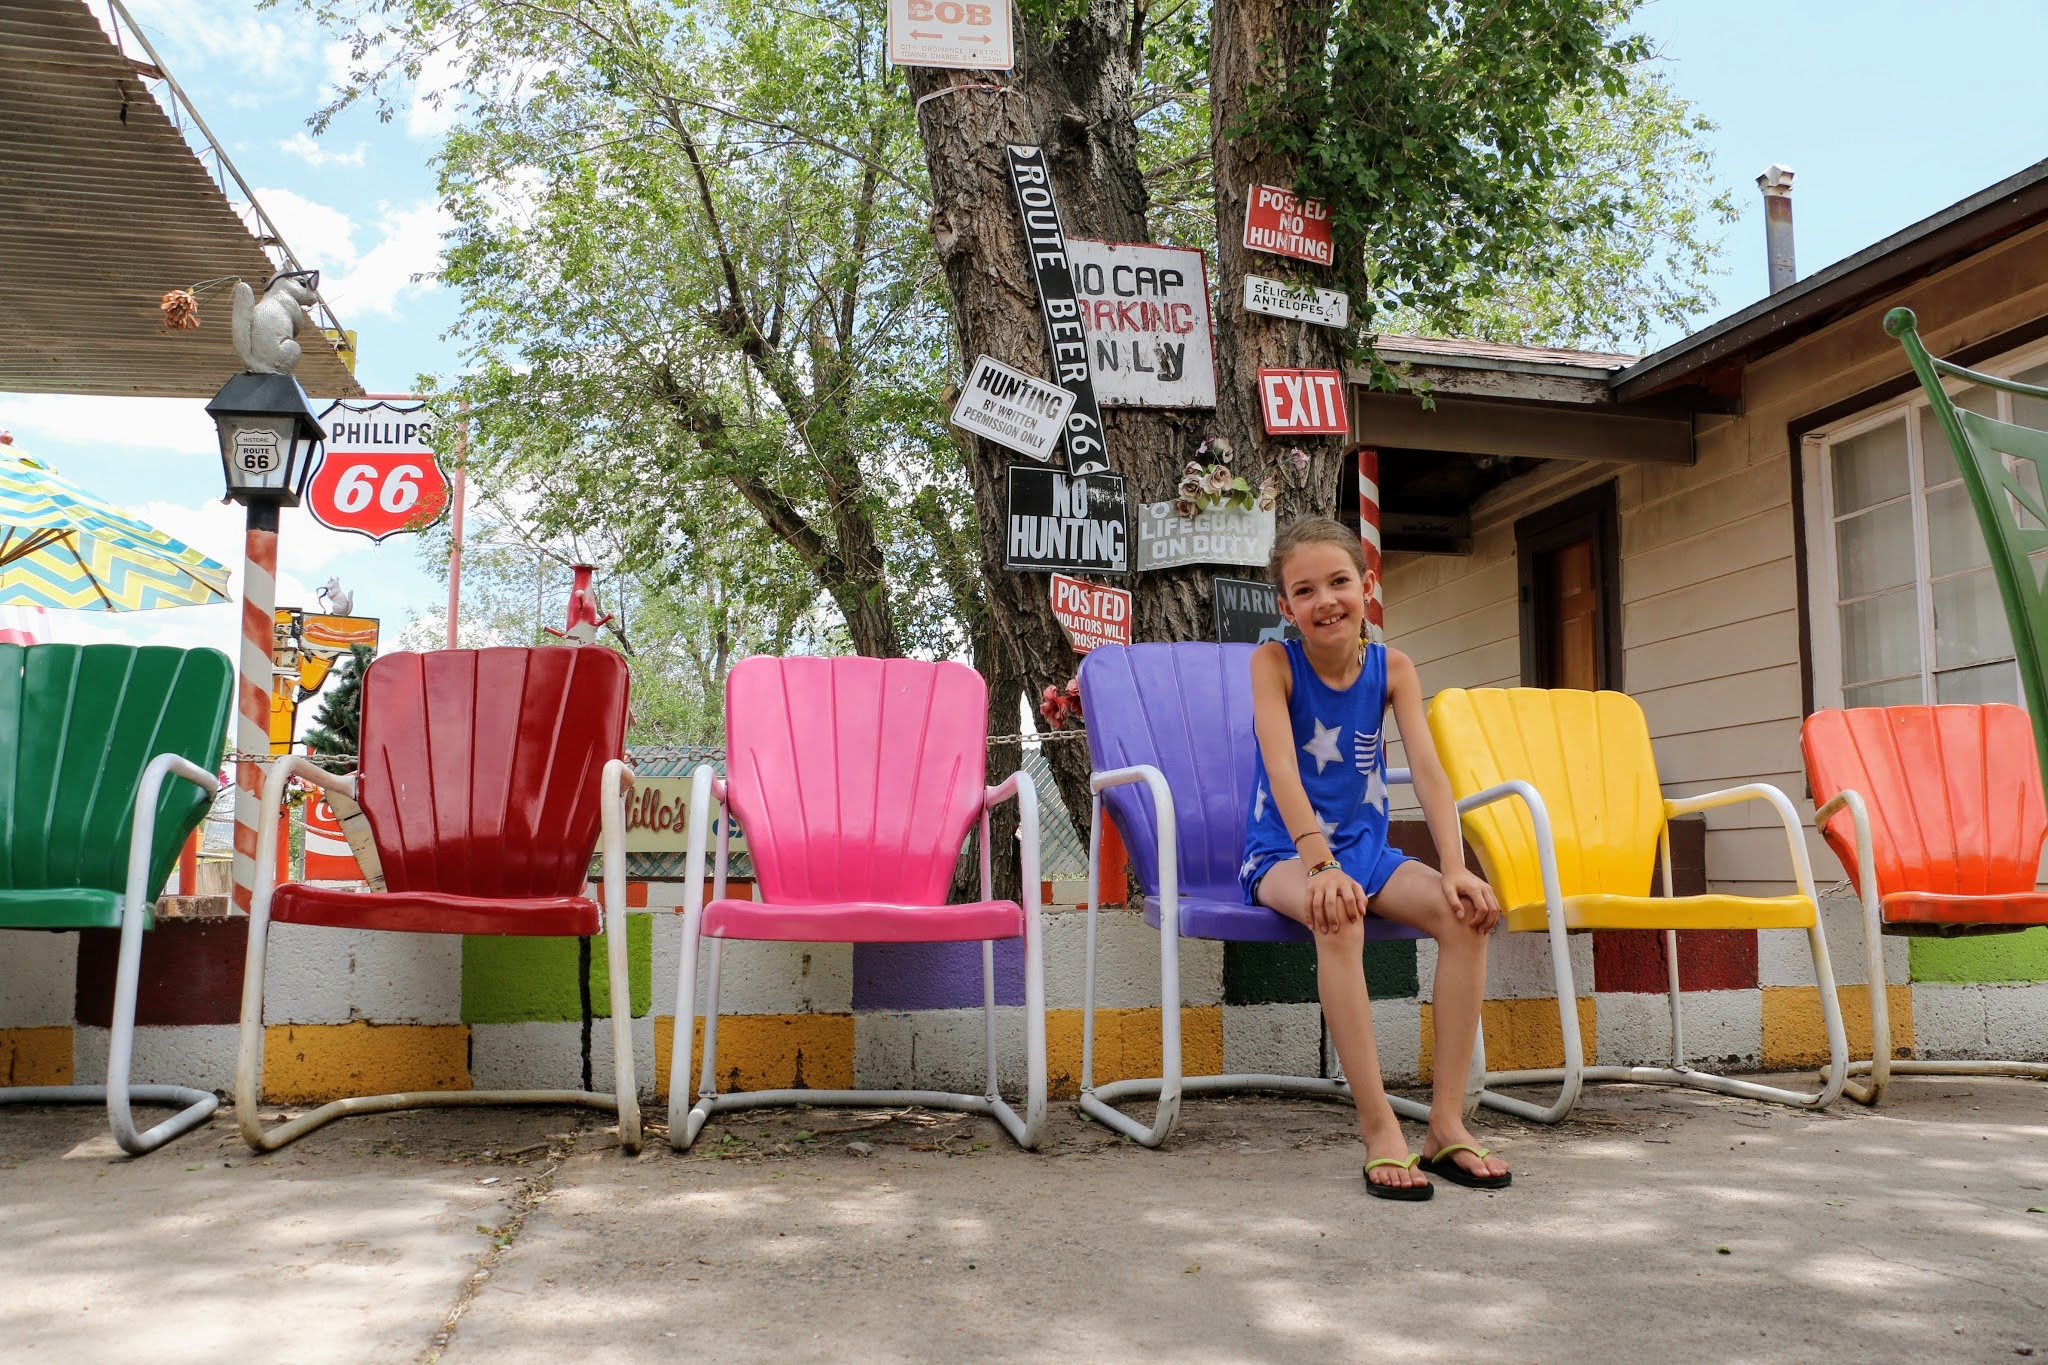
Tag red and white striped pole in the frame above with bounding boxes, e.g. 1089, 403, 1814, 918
1356, 445, 1385, 642
231, 504, 280, 913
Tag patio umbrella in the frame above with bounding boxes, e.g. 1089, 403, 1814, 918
0, 445, 230, 611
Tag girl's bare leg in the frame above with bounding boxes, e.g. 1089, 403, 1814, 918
1366, 860, 1510, 1179
1257, 860, 1427, 1192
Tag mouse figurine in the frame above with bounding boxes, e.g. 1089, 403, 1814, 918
231, 269, 321, 375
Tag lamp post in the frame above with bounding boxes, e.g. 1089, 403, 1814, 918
206, 370, 326, 914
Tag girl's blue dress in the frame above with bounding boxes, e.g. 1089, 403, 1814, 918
1240, 638, 1410, 904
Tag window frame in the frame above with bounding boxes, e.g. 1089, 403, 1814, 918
1802, 335, 2048, 710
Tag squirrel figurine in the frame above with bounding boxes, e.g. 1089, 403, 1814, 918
230, 269, 320, 375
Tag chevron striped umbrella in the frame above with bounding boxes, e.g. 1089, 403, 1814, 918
0, 446, 230, 611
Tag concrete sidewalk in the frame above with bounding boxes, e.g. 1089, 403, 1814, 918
4, 1077, 2045, 1363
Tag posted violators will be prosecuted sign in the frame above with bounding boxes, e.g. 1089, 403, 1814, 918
1049, 573, 1132, 653
951, 356, 1076, 461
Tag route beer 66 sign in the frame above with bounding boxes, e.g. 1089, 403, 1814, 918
308, 400, 451, 543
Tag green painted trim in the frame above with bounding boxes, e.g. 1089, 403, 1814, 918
1223, 938, 1419, 1004
1909, 926, 2048, 983
460, 915, 653, 1022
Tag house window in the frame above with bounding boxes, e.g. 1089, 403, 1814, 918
1807, 352, 2048, 709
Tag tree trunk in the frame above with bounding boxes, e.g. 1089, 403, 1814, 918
907, 2, 1191, 890
1209, 2, 1347, 522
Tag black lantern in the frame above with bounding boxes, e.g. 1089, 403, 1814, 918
205, 372, 326, 507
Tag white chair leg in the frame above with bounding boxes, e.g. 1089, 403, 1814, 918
1476, 916, 1587, 1124
981, 939, 999, 1100
667, 908, 703, 1150
602, 901, 641, 1154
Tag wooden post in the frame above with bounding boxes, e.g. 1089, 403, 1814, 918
1357, 445, 1384, 642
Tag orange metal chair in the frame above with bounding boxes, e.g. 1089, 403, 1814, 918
1802, 704, 2048, 1103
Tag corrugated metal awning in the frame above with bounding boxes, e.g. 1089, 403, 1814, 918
0, 0, 362, 399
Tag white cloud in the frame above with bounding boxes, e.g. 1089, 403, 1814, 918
278, 132, 368, 169
249, 188, 449, 321
101, 0, 319, 90
252, 187, 361, 276
331, 200, 451, 317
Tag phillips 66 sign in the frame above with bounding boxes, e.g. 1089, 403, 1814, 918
308, 399, 452, 543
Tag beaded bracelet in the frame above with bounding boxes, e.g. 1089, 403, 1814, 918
1306, 858, 1342, 879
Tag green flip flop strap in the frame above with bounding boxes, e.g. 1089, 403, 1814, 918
1429, 1143, 1491, 1163
1365, 1155, 1422, 1173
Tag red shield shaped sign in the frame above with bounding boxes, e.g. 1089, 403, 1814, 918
309, 400, 452, 543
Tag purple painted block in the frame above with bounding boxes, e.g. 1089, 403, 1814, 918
852, 939, 1025, 1011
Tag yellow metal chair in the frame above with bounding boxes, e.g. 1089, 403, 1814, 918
1427, 688, 1847, 1122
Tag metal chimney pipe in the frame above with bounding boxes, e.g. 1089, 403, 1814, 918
1758, 164, 1797, 293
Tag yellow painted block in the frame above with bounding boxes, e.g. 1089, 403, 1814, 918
1044, 1006, 1225, 1100
262, 1023, 469, 1103
0, 1026, 72, 1086
653, 1014, 855, 1101
1761, 984, 1914, 1070
1421, 997, 1596, 1083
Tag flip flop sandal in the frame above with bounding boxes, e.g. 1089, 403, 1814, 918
1419, 1143, 1512, 1190
1363, 1154, 1434, 1201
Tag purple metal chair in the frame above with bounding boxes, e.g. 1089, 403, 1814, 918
1078, 642, 1443, 1146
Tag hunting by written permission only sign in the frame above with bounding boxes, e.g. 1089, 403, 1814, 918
1243, 274, 1349, 329
886, 0, 1012, 69
1243, 185, 1335, 267
1065, 239, 1216, 408
1006, 466, 1129, 574
952, 356, 1075, 461
1049, 573, 1132, 653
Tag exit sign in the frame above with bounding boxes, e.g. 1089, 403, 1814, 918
1257, 368, 1347, 435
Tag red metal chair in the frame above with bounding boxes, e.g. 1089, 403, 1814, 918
235, 647, 642, 1150
1802, 703, 2048, 1103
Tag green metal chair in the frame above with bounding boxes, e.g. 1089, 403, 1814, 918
1888, 307, 2048, 791
0, 643, 232, 1154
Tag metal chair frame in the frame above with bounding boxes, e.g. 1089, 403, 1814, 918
1, 753, 223, 1154
1460, 777, 1848, 1123
669, 763, 1047, 1150
1814, 785, 2048, 1105
234, 755, 642, 1152
1078, 765, 1484, 1146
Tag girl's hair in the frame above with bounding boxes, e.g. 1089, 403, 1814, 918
1269, 515, 1368, 585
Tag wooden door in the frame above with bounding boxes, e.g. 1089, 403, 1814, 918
1545, 538, 1601, 691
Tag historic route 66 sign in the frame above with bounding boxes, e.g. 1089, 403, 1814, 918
232, 428, 282, 474
308, 399, 452, 543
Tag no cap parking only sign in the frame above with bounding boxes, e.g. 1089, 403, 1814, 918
887, 0, 1012, 69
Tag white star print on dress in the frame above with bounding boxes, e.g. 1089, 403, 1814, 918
1316, 810, 1338, 840
1253, 784, 1268, 822
1301, 717, 1343, 773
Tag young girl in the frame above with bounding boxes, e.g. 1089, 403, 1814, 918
1242, 516, 1510, 1200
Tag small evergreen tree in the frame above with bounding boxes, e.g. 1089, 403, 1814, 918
303, 645, 372, 770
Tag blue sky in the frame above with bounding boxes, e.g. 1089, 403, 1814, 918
5, 0, 2048, 672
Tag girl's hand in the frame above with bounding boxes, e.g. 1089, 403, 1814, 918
1306, 865, 1366, 935
1441, 868, 1501, 933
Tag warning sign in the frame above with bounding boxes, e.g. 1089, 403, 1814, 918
887, 0, 1012, 70
1049, 573, 1132, 653
1242, 185, 1335, 267
952, 356, 1076, 461
1258, 368, 1348, 435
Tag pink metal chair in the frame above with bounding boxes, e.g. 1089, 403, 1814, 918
669, 656, 1047, 1149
